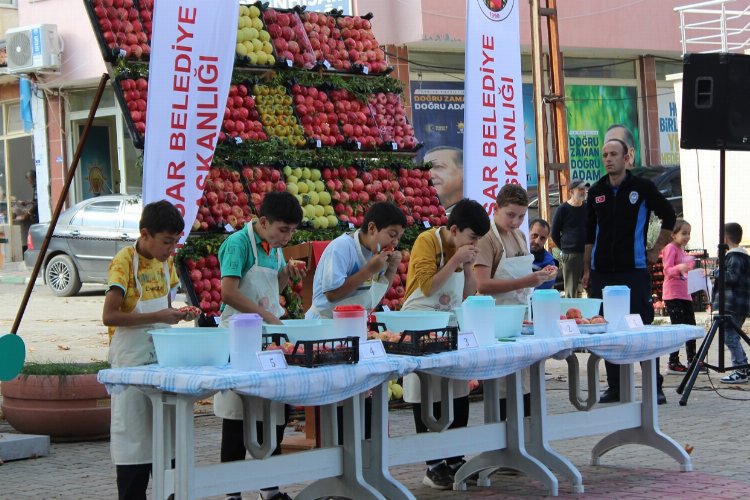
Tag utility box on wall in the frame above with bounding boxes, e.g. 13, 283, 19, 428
5, 24, 62, 74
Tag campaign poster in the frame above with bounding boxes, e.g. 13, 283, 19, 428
522, 83, 538, 187
566, 85, 639, 183
657, 91, 680, 165
411, 81, 465, 162
79, 125, 113, 199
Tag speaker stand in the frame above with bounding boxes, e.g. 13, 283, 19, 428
677, 149, 750, 405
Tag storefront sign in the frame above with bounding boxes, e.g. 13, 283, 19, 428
463, 0, 526, 215
143, 1, 238, 244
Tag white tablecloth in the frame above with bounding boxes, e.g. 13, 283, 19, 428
410, 324, 704, 380
98, 356, 418, 406
98, 325, 703, 404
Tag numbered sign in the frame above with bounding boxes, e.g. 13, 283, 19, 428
359, 339, 386, 359
623, 314, 645, 330
257, 350, 288, 371
458, 332, 479, 349
557, 319, 581, 336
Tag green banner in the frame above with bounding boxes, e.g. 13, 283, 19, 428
566, 85, 639, 183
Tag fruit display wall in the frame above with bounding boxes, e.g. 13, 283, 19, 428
85, 0, 443, 319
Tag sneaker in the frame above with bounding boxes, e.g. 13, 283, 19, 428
447, 459, 478, 485
668, 362, 688, 374
720, 370, 748, 384
422, 461, 453, 490
257, 492, 292, 500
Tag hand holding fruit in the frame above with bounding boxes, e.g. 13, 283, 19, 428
453, 245, 479, 266
179, 305, 202, 322
157, 308, 190, 325
366, 252, 390, 274
287, 259, 307, 280
385, 248, 402, 270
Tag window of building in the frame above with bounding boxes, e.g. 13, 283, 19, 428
564, 57, 636, 80
655, 59, 684, 81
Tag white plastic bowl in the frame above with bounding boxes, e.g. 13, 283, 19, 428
494, 305, 527, 338
150, 328, 230, 367
560, 298, 603, 318
263, 319, 335, 344
373, 311, 451, 332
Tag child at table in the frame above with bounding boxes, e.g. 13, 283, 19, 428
306, 201, 407, 319
401, 198, 490, 490
216, 191, 305, 500
102, 200, 196, 500
661, 219, 699, 374
474, 184, 557, 419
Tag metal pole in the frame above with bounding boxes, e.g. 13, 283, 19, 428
11, 73, 110, 334
529, 0, 550, 221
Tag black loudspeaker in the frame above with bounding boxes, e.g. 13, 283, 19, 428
680, 52, 750, 151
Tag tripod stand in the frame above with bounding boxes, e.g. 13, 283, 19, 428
677, 149, 750, 405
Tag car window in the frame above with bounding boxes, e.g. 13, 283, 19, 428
122, 202, 143, 230
70, 201, 122, 228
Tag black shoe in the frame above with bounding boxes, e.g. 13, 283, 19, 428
448, 459, 478, 485
422, 461, 453, 490
598, 388, 620, 404
657, 388, 667, 405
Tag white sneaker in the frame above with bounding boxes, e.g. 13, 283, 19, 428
720, 370, 748, 384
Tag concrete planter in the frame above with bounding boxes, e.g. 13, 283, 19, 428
1, 373, 111, 441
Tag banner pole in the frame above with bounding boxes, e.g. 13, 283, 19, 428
11, 73, 111, 335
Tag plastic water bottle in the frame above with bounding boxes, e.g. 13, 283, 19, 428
228, 313, 263, 371
603, 286, 630, 332
531, 289, 561, 338
462, 296, 496, 346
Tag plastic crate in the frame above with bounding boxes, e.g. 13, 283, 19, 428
284, 336, 359, 367
369, 322, 458, 355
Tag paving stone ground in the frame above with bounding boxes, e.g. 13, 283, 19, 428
2, 280, 749, 499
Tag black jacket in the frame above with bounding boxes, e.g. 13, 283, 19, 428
586, 172, 676, 272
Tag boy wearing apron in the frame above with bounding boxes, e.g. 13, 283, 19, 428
400, 199, 490, 490
306, 202, 407, 319
474, 185, 557, 419
102, 201, 195, 500
216, 192, 304, 500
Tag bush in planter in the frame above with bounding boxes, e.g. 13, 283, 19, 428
0, 361, 112, 442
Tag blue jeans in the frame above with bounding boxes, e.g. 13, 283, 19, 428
725, 313, 748, 368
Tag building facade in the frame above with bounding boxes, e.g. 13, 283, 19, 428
4, 0, 688, 262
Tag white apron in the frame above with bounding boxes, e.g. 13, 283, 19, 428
488, 223, 532, 397
215, 222, 285, 421
109, 248, 170, 465
306, 230, 390, 319
402, 228, 470, 403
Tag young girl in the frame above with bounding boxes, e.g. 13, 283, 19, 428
661, 219, 699, 373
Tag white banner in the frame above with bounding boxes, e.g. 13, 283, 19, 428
143, 0, 238, 244
462, 0, 526, 216
657, 91, 679, 165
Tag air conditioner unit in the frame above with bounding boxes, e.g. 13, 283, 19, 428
5, 24, 62, 74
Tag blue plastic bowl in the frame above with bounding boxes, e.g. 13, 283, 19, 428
149, 328, 230, 367
373, 311, 451, 332
263, 319, 335, 344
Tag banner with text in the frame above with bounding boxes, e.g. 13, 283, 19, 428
143, 1, 238, 245
657, 91, 679, 165
566, 85, 639, 183
463, 0, 526, 215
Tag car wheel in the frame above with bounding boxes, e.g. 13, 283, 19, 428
45, 254, 82, 297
